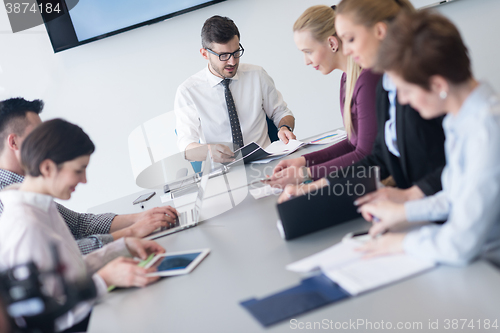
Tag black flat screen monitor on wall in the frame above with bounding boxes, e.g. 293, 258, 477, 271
38, 0, 227, 53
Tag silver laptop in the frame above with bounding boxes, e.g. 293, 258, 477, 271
145, 152, 212, 240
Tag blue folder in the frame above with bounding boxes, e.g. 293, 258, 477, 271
240, 274, 350, 327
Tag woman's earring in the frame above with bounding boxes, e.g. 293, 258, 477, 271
332, 47, 337, 53
439, 91, 447, 100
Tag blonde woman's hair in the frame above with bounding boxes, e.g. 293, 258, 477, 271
293, 5, 361, 140
337, 0, 415, 28
343, 57, 362, 140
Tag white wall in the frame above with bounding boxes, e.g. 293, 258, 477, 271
0, 0, 498, 213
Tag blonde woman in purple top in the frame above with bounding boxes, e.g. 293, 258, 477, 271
267, 5, 381, 187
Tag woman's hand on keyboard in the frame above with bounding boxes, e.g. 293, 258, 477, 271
129, 206, 179, 238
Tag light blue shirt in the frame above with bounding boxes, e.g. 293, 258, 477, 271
404, 82, 500, 266
382, 74, 400, 157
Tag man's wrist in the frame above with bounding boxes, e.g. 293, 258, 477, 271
109, 213, 136, 232
279, 125, 293, 132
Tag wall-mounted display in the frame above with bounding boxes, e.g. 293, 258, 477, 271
38, 0, 227, 53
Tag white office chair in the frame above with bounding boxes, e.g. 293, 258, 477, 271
127, 111, 180, 185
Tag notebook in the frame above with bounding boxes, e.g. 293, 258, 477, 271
277, 169, 378, 240
287, 237, 436, 296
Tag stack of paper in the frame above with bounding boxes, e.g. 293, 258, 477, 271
287, 237, 436, 296
307, 129, 347, 145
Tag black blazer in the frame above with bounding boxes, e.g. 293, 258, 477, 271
328, 79, 446, 196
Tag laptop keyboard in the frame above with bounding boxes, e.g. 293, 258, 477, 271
161, 209, 194, 231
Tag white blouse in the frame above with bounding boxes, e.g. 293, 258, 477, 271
0, 185, 129, 331
403, 83, 500, 265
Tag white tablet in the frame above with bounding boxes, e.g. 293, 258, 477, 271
145, 249, 210, 277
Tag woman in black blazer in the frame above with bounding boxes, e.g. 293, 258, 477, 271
352, 81, 446, 200
278, 0, 446, 205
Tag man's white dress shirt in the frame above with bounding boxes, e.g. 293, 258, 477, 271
0, 185, 129, 331
174, 63, 293, 152
403, 83, 500, 266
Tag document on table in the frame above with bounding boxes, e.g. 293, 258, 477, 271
250, 140, 306, 164
240, 130, 347, 164
324, 254, 435, 295
238, 139, 306, 164
287, 237, 436, 296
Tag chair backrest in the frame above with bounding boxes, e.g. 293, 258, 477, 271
128, 111, 179, 181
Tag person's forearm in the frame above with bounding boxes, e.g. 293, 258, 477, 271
111, 227, 134, 240
109, 214, 138, 233
185, 142, 209, 161
278, 116, 295, 131
109, 213, 137, 240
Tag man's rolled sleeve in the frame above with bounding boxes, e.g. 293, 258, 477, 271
56, 203, 115, 237
175, 87, 202, 152
77, 235, 114, 255
260, 68, 293, 127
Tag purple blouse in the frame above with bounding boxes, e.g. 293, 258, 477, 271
303, 68, 382, 180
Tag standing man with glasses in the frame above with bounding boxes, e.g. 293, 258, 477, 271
174, 15, 296, 162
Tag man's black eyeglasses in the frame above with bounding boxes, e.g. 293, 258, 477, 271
206, 44, 244, 61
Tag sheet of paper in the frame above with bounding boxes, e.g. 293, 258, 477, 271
286, 240, 362, 273
287, 234, 436, 296
323, 254, 436, 296
308, 130, 347, 145
249, 185, 283, 199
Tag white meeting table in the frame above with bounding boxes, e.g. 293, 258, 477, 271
87, 137, 500, 333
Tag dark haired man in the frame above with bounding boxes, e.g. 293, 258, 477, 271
175, 16, 296, 162
0, 98, 178, 254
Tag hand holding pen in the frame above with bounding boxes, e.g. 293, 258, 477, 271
352, 203, 408, 258
357, 200, 408, 237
